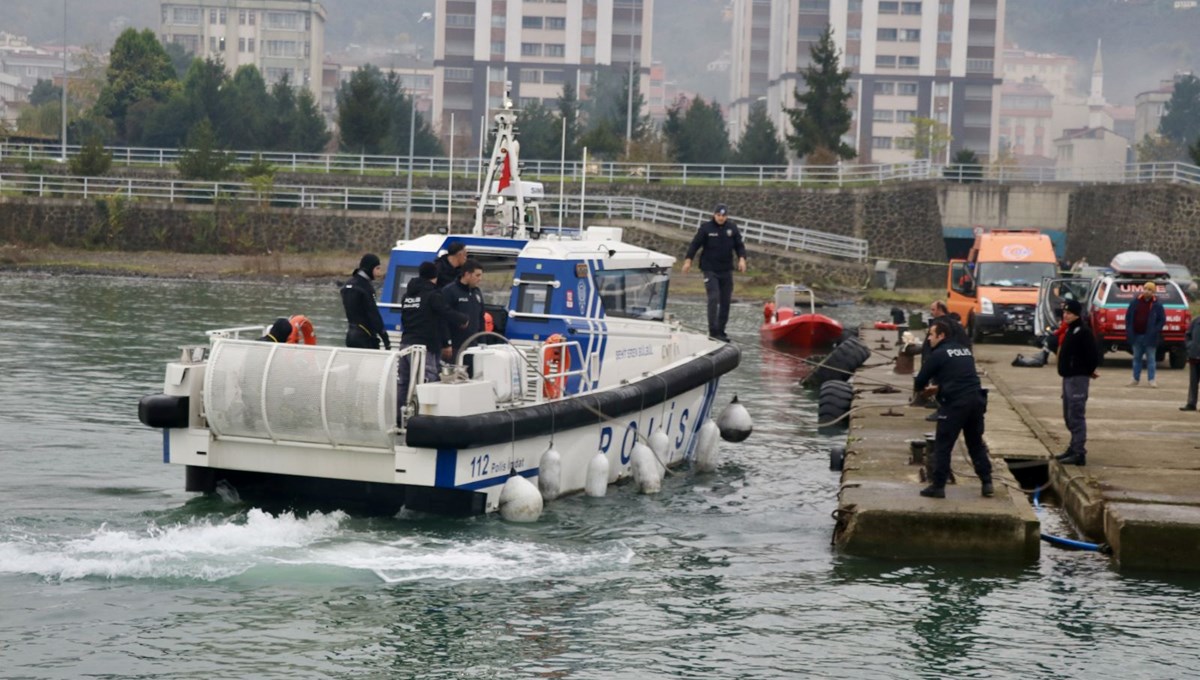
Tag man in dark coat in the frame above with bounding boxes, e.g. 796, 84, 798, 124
1125, 281, 1166, 387
397, 261, 469, 403
913, 318, 994, 498
682, 203, 746, 342
442, 259, 486, 356
434, 241, 469, 288
341, 253, 391, 350
1055, 299, 1100, 465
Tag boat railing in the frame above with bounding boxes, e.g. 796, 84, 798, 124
398, 344, 428, 429
206, 325, 267, 341
526, 339, 587, 405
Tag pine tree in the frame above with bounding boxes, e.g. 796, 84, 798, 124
1159, 75, 1200, 149
68, 136, 112, 176
663, 96, 731, 164
557, 82, 582, 161
734, 100, 787, 165
1190, 137, 1200, 165
784, 26, 856, 163
516, 101, 560, 160
177, 119, 233, 181
290, 87, 331, 153
336, 66, 388, 154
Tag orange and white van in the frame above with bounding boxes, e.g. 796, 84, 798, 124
946, 230, 1059, 342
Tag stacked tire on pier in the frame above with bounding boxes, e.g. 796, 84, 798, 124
805, 330, 872, 428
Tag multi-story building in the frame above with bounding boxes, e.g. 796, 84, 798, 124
433, 0, 654, 149
730, 0, 1005, 164
1133, 73, 1193, 145
727, 0, 771, 138
159, 1, 326, 98
997, 78, 1053, 164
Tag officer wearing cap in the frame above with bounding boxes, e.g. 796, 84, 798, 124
913, 317, 994, 498
341, 253, 391, 350
397, 261, 469, 402
682, 203, 746, 342
1054, 298, 1099, 465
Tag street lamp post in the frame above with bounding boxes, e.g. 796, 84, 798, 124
404, 95, 416, 240
625, 26, 634, 157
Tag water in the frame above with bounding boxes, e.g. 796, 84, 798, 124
1, 274, 1198, 679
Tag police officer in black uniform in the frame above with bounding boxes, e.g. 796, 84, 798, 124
682, 203, 746, 342
341, 253, 391, 350
913, 318, 994, 498
397, 261, 469, 401
434, 241, 468, 288
442, 259, 486, 356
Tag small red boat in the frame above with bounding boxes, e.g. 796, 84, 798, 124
761, 284, 844, 348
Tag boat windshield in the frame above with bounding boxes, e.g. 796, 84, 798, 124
976, 262, 1057, 287
596, 268, 669, 320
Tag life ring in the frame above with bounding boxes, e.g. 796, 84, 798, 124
763, 301, 776, 323
874, 321, 898, 330
288, 315, 318, 345
542, 333, 570, 399
484, 311, 494, 333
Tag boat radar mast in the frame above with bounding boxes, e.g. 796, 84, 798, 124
472, 82, 542, 237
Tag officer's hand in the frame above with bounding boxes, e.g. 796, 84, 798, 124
1091, 371, 1099, 379
737, 257, 747, 273
681, 260, 692, 274
921, 385, 938, 398
441, 347, 453, 361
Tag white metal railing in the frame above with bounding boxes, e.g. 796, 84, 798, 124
5, 141, 1198, 189
0, 172, 871, 260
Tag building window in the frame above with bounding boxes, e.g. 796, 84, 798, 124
798, 0, 831, 11
248, 38, 255, 52
239, 10, 246, 25
523, 16, 544, 29
848, 0, 863, 10
896, 137, 915, 149
491, 41, 505, 54
249, 11, 256, 25
877, 28, 898, 41
896, 110, 916, 123
936, 57, 950, 70
543, 70, 565, 84
876, 55, 897, 68
546, 17, 566, 29
209, 36, 217, 52
210, 9, 217, 24
846, 28, 861, 40
239, 37, 246, 52
901, 1, 922, 14
899, 56, 920, 69
519, 97, 539, 108
545, 43, 565, 57
937, 31, 952, 43
897, 82, 918, 95
845, 54, 860, 67
874, 81, 895, 95
872, 136, 893, 149
445, 68, 473, 81
173, 7, 201, 24
265, 67, 294, 85
939, 1, 953, 14
266, 12, 300, 30
219, 9, 226, 24
521, 69, 541, 83
492, 15, 506, 27
582, 17, 596, 30
873, 109, 894, 122
446, 14, 475, 27
966, 59, 994, 73
879, 1, 899, 13
521, 43, 542, 56
899, 29, 920, 42
265, 40, 300, 57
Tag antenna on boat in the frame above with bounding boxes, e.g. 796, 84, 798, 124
472, 80, 529, 239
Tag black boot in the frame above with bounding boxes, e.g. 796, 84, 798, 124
919, 485, 946, 498
981, 481, 995, 497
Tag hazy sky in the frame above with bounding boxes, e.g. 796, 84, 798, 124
1, 0, 1194, 106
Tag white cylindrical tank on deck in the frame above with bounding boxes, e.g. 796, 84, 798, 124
499, 474, 543, 522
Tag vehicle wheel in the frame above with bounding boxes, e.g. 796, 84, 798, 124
1170, 346, 1187, 370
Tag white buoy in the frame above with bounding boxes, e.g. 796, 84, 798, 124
648, 429, 670, 463
585, 452, 609, 497
630, 442, 662, 494
499, 473, 543, 522
538, 445, 561, 501
717, 394, 753, 442
695, 419, 720, 472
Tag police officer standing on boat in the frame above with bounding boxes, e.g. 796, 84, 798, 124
682, 203, 746, 342
442, 259, 486, 357
341, 253, 391, 350
913, 318, 994, 498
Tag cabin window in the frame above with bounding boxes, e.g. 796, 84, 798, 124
516, 273, 555, 316
594, 268, 669, 320
389, 267, 420, 302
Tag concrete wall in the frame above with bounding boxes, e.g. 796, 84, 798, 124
937, 183, 1072, 234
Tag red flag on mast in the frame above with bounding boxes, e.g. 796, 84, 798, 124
497, 149, 512, 191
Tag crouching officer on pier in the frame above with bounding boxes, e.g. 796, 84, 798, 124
913, 318, 994, 498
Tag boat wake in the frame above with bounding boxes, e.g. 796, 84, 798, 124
0, 509, 633, 583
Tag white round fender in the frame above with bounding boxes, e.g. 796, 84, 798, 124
499, 474, 543, 522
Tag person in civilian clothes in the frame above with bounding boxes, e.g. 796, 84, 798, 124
1125, 281, 1166, 387
682, 203, 746, 342
913, 318, 994, 498
1181, 314, 1200, 411
1054, 299, 1100, 466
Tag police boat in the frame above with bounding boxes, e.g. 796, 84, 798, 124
137, 91, 742, 518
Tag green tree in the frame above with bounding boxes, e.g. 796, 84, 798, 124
516, 100, 561, 160
734, 100, 787, 165
663, 95, 731, 164
16, 101, 62, 137
94, 28, 177, 144
584, 69, 649, 149
785, 26, 856, 163
379, 72, 442, 156
945, 148, 982, 183
908, 116, 953, 161
217, 65, 271, 150
336, 65, 389, 154
289, 87, 331, 153
163, 41, 194, 78
69, 136, 113, 176
177, 119, 233, 181
1191, 137, 1200, 165
557, 82, 582, 161
29, 79, 61, 107
1135, 134, 1186, 163
578, 118, 623, 159
1159, 75, 1200, 149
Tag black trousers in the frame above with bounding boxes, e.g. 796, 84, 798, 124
930, 391, 992, 487
345, 324, 380, 350
703, 270, 734, 336
1187, 361, 1200, 409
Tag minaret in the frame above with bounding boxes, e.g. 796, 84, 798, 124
1087, 39, 1105, 129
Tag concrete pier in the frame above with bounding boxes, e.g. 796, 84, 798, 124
833, 327, 1200, 572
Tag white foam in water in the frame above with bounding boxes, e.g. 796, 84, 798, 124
0, 511, 635, 584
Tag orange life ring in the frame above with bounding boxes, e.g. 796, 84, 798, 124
288, 315, 318, 345
763, 301, 776, 323
484, 311, 494, 333
542, 333, 570, 399
874, 321, 897, 330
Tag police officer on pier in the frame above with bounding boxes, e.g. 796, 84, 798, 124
913, 318, 994, 498
682, 203, 746, 342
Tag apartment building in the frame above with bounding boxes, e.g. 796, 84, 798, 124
729, 0, 1005, 164
433, 0, 654, 149
159, 0, 326, 98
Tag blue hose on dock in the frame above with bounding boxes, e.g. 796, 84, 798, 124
1032, 489, 1112, 554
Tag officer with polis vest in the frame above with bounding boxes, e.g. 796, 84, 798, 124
442, 258, 486, 356
682, 203, 746, 342
913, 318, 994, 498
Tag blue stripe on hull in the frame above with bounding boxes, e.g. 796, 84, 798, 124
163, 429, 170, 463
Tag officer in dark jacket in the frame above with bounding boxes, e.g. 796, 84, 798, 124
682, 203, 746, 342
397, 261, 469, 401
434, 241, 468, 288
341, 253, 391, 350
442, 259, 486, 356
913, 318, 994, 498
1055, 299, 1099, 465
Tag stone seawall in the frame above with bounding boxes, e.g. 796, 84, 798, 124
1066, 184, 1200, 270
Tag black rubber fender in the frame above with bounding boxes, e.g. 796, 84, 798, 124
830, 445, 846, 471
139, 394, 190, 429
